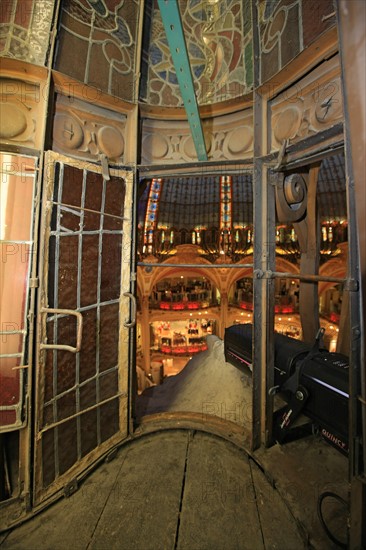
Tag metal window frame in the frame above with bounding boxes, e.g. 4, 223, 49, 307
0, 154, 39, 432
33, 152, 135, 505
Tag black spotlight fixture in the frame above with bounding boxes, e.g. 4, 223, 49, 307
224, 324, 354, 455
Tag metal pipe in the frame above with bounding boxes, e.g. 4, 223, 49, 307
138, 159, 253, 175
138, 262, 254, 269
49, 201, 129, 221
268, 271, 347, 284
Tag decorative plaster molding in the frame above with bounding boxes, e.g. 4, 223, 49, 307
0, 78, 43, 149
52, 95, 127, 162
141, 110, 253, 164
270, 55, 343, 151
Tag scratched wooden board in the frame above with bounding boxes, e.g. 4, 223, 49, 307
1, 430, 308, 550
253, 434, 348, 548
89, 431, 189, 550
0, 444, 132, 550
248, 458, 307, 549
177, 431, 265, 550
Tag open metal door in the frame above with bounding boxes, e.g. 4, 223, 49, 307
34, 152, 134, 505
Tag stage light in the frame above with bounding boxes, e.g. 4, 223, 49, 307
224, 324, 352, 455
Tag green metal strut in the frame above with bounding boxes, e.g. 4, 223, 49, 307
157, 0, 208, 161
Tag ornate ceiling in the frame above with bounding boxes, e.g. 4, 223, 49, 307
137, 153, 347, 261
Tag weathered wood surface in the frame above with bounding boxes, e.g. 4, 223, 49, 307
177, 431, 264, 550
1, 430, 308, 550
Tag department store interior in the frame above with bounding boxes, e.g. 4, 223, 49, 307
0, 0, 365, 547
135, 158, 348, 387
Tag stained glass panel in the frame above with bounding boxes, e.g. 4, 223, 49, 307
257, 0, 335, 84
54, 0, 141, 102
0, 0, 54, 65
141, 0, 253, 106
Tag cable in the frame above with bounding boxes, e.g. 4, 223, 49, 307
317, 491, 348, 549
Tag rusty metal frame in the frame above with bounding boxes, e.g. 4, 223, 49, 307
252, 160, 276, 449
249, 0, 357, 453
33, 152, 134, 506
39, 308, 83, 353
250, 0, 276, 449
336, 2, 366, 546
138, 263, 254, 269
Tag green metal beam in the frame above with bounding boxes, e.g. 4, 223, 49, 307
157, 0, 208, 161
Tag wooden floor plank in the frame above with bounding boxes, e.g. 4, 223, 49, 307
0, 445, 132, 550
249, 458, 307, 549
88, 431, 189, 550
253, 435, 348, 548
177, 431, 265, 550
0, 430, 308, 550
